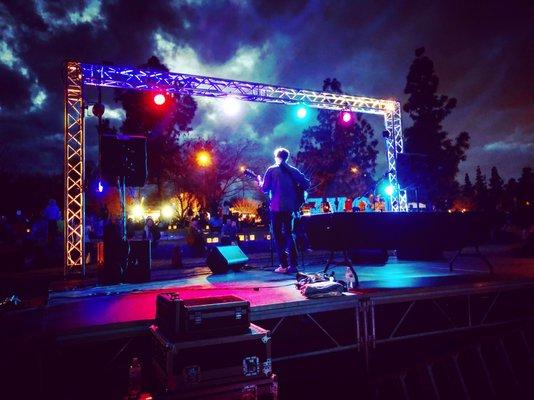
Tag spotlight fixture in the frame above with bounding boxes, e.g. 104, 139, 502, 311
222, 96, 241, 116
296, 106, 307, 119
153, 93, 166, 105
341, 111, 352, 123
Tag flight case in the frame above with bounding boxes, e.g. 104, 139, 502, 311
151, 323, 271, 392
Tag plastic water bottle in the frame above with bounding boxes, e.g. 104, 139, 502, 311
128, 357, 142, 398
345, 267, 356, 290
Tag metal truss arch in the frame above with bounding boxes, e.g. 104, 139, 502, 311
64, 62, 408, 273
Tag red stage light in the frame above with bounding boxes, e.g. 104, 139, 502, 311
153, 93, 166, 105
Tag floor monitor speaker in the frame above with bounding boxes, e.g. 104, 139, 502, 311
206, 245, 249, 274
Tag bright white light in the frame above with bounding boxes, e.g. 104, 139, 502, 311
385, 185, 395, 196
221, 96, 241, 116
296, 107, 307, 119
341, 112, 352, 123
131, 204, 145, 220
161, 204, 175, 219
153, 93, 166, 105
97, 181, 103, 193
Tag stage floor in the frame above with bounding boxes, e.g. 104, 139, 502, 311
43, 254, 534, 342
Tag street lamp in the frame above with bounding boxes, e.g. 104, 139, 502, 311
196, 150, 212, 167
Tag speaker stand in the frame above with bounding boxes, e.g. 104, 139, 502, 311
323, 250, 359, 284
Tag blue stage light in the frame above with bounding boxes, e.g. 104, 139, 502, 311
97, 181, 104, 193
296, 106, 307, 119
385, 184, 394, 196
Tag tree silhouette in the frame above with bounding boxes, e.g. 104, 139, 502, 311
167, 139, 259, 213
297, 78, 378, 196
403, 47, 470, 208
517, 167, 534, 209
462, 173, 474, 197
474, 166, 488, 210
488, 166, 504, 210
115, 56, 197, 198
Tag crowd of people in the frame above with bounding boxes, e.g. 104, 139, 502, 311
0, 199, 62, 269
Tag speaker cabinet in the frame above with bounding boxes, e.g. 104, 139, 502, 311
100, 134, 147, 187
206, 245, 249, 274
124, 239, 151, 282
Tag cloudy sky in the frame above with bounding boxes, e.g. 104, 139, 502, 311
0, 0, 532, 180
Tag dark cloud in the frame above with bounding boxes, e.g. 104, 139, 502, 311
0, 65, 32, 111
0, 0, 532, 180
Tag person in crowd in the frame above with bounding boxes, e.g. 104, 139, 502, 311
186, 220, 206, 256
221, 218, 238, 244
126, 217, 136, 239
209, 213, 223, 233
143, 217, 161, 246
43, 199, 60, 246
222, 201, 231, 223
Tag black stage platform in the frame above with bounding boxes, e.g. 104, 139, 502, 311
43, 254, 534, 362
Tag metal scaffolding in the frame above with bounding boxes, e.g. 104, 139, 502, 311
64, 62, 85, 275
64, 62, 407, 273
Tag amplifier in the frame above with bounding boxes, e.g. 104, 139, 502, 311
151, 323, 272, 393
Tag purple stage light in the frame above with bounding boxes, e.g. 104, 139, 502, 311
341, 111, 352, 123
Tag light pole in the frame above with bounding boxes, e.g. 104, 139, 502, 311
239, 165, 246, 198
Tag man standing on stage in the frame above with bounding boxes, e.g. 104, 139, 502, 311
258, 147, 310, 274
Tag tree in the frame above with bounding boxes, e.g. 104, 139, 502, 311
474, 166, 488, 210
168, 139, 259, 213
517, 167, 534, 206
403, 47, 470, 209
503, 178, 518, 212
462, 173, 474, 197
297, 78, 378, 196
488, 166, 504, 209
115, 56, 197, 198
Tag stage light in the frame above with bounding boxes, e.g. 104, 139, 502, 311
196, 150, 212, 167
385, 101, 396, 112
296, 106, 307, 119
97, 180, 104, 193
340, 111, 352, 124
239, 165, 246, 172
153, 93, 166, 105
385, 185, 395, 196
161, 204, 174, 220
350, 166, 359, 174
221, 96, 241, 116
131, 204, 145, 220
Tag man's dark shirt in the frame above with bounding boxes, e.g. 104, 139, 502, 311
261, 162, 310, 212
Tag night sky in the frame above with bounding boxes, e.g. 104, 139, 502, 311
0, 0, 532, 180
